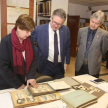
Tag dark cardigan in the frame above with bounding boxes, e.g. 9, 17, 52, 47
0, 34, 38, 90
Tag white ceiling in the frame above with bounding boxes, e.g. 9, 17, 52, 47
69, 0, 108, 6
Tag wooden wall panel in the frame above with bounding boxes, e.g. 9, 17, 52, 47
1, 0, 7, 38
29, 0, 34, 18
1, 0, 34, 39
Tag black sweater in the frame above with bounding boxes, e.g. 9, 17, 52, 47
0, 34, 38, 90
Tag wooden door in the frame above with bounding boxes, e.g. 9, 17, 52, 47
67, 16, 80, 57
1, 0, 7, 39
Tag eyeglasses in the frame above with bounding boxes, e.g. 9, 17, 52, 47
26, 31, 31, 35
52, 20, 62, 26
90, 19, 100, 26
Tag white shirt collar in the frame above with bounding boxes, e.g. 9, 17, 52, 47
49, 23, 59, 33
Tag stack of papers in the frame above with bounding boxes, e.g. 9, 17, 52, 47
48, 81, 71, 91
96, 83, 108, 93
54, 77, 80, 86
0, 92, 13, 108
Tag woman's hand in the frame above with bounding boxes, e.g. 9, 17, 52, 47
27, 79, 38, 88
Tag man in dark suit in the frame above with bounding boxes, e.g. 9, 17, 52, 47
75, 10, 108, 78
31, 9, 71, 79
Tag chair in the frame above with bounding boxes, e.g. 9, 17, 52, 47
36, 75, 54, 83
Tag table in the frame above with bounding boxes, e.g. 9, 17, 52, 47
0, 74, 108, 108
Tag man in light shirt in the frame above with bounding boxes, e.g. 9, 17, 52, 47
31, 9, 71, 79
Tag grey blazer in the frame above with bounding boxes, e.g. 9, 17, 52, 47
75, 27, 108, 75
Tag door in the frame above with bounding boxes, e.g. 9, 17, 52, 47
67, 16, 80, 57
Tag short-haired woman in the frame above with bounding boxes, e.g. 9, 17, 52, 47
0, 14, 38, 90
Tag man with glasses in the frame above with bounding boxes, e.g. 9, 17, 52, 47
31, 9, 71, 79
75, 10, 108, 78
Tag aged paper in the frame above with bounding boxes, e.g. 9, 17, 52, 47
77, 83, 105, 98
10, 89, 60, 108
30, 84, 53, 93
11, 90, 39, 108
7, 24, 15, 34
48, 81, 71, 90
7, 7, 29, 23
7, 0, 29, 8
28, 83, 55, 96
54, 77, 80, 86
38, 93, 60, 102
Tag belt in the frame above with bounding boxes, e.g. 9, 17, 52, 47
83, 61, 88, 65
47, 60, 62, 64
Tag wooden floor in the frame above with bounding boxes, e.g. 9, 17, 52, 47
65, 57, 108, 82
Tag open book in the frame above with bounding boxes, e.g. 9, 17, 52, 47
61, 90, 97, 108
28, 83, 55, 96
77, 82, 105, 98
28, 81, 71, 96
10, 89, 60, 108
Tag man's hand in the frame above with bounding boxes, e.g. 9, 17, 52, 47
65, 64, 68, 70
27, 79, 38, 88
18, 84, 25, 89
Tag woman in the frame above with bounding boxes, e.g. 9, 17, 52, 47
0, 14, 38, 90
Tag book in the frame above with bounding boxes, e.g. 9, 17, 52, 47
96, 82, 108, 93
10, 89, 60, 108
48, 81, 71, 91
61, 90, 97, 108
28, 83, 55, 97
77, 82, 105, 98
48, 1, 51, 15
54, 77, 81, 87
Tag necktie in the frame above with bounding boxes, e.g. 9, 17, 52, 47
54, 31, 59, 65
84, 31, 93, 62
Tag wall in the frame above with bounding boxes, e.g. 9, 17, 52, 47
68, 3, 91, 19
68, 4, 108, 20
51, 0, 68, 25
92, 5, 108, 11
